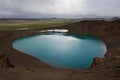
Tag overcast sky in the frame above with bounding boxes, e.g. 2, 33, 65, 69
0, 0, 120, 18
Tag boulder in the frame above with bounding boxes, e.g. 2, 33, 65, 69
0, 52, 14, 69
91, 57, 105, 67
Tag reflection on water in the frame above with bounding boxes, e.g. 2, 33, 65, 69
13, 32, 107, 70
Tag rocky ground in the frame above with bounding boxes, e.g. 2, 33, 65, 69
0, 20, 120, 80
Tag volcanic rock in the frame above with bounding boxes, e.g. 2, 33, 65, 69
0, 52, 14, 69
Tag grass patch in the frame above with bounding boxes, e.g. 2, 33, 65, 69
118, 48, 120, 50
0, 19, 79, 31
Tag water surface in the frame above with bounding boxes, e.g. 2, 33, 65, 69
13, 32, 107, 70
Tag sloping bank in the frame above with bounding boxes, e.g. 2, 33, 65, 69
0, 20, 120, 80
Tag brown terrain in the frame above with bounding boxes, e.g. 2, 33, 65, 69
0, 20, 120, 80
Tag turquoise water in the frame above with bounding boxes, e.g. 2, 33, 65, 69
13, 32, 107, 70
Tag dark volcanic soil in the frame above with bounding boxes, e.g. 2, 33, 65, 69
0, 20, 120, 80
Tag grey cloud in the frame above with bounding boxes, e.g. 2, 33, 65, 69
82, 0, 120, 16
0, 0, 120, 18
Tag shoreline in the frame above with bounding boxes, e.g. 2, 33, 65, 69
0, 20, 120, 80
